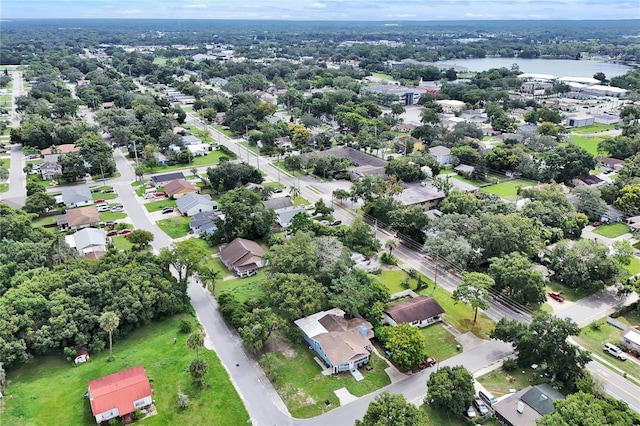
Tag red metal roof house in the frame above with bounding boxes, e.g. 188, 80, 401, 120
87, 365, 152, 423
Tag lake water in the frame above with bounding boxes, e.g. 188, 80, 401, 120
436, 57, 634, 78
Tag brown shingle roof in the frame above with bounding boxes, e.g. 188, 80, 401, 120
384, 296, 445, 324
219, 238, 265, 271
164, 179, 197, 196
66, 206, 100, 228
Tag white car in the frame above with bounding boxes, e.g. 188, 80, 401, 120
111, 206, 124, 213
97, 206, 110, 212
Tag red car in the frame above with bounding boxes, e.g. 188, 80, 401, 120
155, 192, 166, 197
119, 229, 132, 236
419, 358, 436, 369
94, 199, 106, 203
547, 291, 565, 302
106, 230, 119, 237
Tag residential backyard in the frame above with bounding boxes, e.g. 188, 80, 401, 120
2, 314, 249, 426
477, 366, 541, 398
592, 222, 629, 238
480, 179, 538, 201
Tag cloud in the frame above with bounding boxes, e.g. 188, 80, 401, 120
185, 4, 208, 9
310, 3, 327, 8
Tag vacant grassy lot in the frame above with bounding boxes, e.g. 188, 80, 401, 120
371, 72, 393, 80
420, 324, 459, 361
145, 198, 177, 212
259, 345, 390, 418
216, 270, 265, 302
157, 216, 191, 238
480, 179, 538, 201
112, 235, 134, 251
142, 151, 229, 173
477, 366, 540, 397
3, 315, 249, 426
592, 222, 628, 238
575, 310, 640, 379
568, 135, 605, 156
571, 123, 617, 134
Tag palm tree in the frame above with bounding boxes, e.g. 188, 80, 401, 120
99, 311, 120, 361
385, 238, 398, 255
187, 328, 205, 359
289, 185, 300, 200
198, 267, 221, 293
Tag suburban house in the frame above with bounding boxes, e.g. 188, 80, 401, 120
454, 164, 475, 178
493, 384, 564, 426
176, 193, 218, 217
428, 145, 454, 165
627, 216, 640, 233
87, 365, 153, 424
164, 179, 198, 199
300, 146, 387, 180
40, 143, 81, 155
219, 237, 266, 277
61, 187, 94, 208
295, 308, 374, 374
274, 206, 308, 228
383, 296, 445, 328
395, 181, 447, 211
181, 135, 202, 146
620, 326, 640, 355
601, 205, 625, 224
70, 228, 107, 257
187, 144, 208, 157
263, 197, 294, 210
596, 156, 625, 171
572, 174, 604, 187
565, 113, 595, 128
435, 99, 465, 113
189, 210, 221, 235
57, 206, 100, 230
151, 172, 185, 186
395, 135, 425, 153
154, 152, 169, 166
39, 155, 62, 180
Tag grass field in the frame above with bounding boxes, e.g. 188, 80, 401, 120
377, 269, 494, 339
213, 125, 236, 138
545, 280, 594, 302
624, 256, 640, 276
152, 56, 167, 64
592, 222, 628, 238
3, 315, 249, 426
99, 212, 127, 222
419, 324, 460, 362
157, 216, 191, 238
0, 183, 8, 193
477, 366, 540, 398
145, 199, 177, 213
571, 123, 617, 134
259, 344, 390, 418
568, 135, 605, 156
480, 179, 538, 201
371, 72, 393, 80
92, 192, 118, 200
216, 270, 265, 302
449, 174, 483, 187
143, 151, 229, 173
575, 310, 640, 379
112, 235, 134, 251
31, 215, 58, 227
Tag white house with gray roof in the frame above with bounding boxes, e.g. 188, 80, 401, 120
176, 193, 218, 217
61, 187, 93, 208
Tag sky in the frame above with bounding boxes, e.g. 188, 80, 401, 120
1, 0, 638, 21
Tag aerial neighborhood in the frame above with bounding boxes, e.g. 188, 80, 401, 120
1, 10, 640, 426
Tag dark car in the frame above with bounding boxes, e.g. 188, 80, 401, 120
547, 291, 565, 302
119, 229, 132, 236
272, 188, 283, 193
161, 207, 174, 214
90, 187, 101, 193
419, 358, 436, 369
330, 220, 342, 226
106, 230, 119, 237
102, 189, 115, 194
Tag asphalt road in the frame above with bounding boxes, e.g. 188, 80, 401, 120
0, 70, 27, 208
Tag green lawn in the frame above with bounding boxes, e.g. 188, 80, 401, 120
449, 174, 483, 187
592, 222, 628, 238
624, 256, 640, 276
422, 404, 474, 426
0, 183, 8, 193
111, 235, 134, 251
571, 123, 617, 134
545, 281, 594, 302
477, 366, 541, 398
377, 269, 494, 339
419, 324, 460, 362
152, 56, 167, 64
157, 216, 191, 238
371, 72, 393, 80
31, 215, 58, 227
575, 311, 640, 379
143, 151, 229, 173
480, 179, 538, 201
92, 192, 117, 200
216, 270, 265, 302
213, 125, 236, 138
3, 315, 249, 426
568, 135, 604, 156
145, 199, 177, 213
259, 344, 390, 418
99, 212, 127, 222
27, 174, 52, 188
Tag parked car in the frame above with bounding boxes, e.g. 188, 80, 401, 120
603, 343, 627, 361
592, 221, 603, 227
119, 229, 132, 236
94, 199, 106, 204
90, 187, 101, 193
155, 192, 166, 197
330, 220, 342, 226
272, 188, 283, 193
161, 207, 174, 214
478, 390, 497, 408
473, 398, 489, 416
111, 206, 124, 213
319, 220, 330, 226
547, 291, 565, 302
419, 358, 436, 369
106, 230, 119, 237
466, 406, 477, 418
102, 188, 115, 194
97, 206, 110, 212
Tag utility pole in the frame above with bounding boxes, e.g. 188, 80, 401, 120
245, 125, 250, 163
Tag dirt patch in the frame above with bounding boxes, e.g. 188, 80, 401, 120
265, 335, 296, 358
